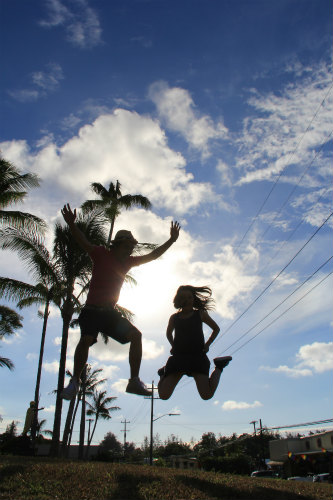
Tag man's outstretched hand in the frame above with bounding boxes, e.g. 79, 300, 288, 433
61, 204, 76, 226
170, 221, 181, 242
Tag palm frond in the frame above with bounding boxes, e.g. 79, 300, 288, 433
0, 356, 14, 370
0, 229, 57, 285
0, 277, 42, 304
119, 194, 151, 210
0, 211, 47, 234
0, 305, 23, 337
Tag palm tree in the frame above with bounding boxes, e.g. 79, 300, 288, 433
0, 156, 46, 235
0, 210, 107, 456
0, 304, 23, 370
50, 210, 107, 456
61, 365, 107, 456
0, 231, 63, 442
85, 390, 120, 457
81, 180, 151, 246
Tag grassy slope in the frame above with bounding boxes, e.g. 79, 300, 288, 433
0, 456, 332, 500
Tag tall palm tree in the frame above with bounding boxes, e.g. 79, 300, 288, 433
50, 210, 107, 456
0, 156, 46, 235
0, 231, 63, 442
85, 390, 120, 457
81, 180, 151, 246
0, 304, 23, 370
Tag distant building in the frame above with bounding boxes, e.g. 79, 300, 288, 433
165, 455, 200, 470
269, 430, 333, 477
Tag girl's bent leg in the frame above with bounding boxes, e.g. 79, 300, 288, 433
158, 373, 183, 400
193, 368, 222, 400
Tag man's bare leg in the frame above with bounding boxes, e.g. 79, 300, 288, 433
61, 335, 94, 400
73, 335, 95, 380
127, 328, 142, 378
126, 329, 151, 396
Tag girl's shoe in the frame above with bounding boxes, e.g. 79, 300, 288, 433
213, 356, 232, 371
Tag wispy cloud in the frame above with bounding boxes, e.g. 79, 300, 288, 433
236, 61, 333, 187
149, 81, 228, 158
9, 63, 64, 102
39, 0, 102, 49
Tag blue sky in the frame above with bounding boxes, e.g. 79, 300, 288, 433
1, 0, 332, 449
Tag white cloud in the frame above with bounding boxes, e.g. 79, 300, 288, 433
149, 81, 228, 158
296, 341, 333, 373
26, 353, 38, 361
216, 160, 233, 187
143, 338, 164, 360
43, 405, 55, 413
260, 365, 313, 378
222, 400, 263, 411
90, 338, 129, 362
260, 341, 333, 378
43, 360, 59, 373
39, 0, 102, 48
93, 363, 120, 380
111, 378, 128, 394
0, 109, 214, 216
9, 63, 64, 102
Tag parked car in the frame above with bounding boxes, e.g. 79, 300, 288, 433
313, 473, 332, 483
287, 476, 313, 482
251, 470, 279, 478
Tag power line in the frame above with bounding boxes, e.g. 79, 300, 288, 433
258, 185, 332, 280
265, 419, 333, 431
221, 82, 333, 268
219, 254, 333, 355
229, 269, 333, 356
258, 129, 333, 243
217, 210, 333, 343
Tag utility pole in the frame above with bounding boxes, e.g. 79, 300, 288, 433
145, 381, 180, 466
250, 420, 258, 435
121, 419, 130, 454
145, 381, 159, 466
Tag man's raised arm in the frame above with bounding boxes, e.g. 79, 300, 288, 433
137, 221, 180, 265
61, 204, 95, 254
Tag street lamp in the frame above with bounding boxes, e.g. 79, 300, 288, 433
150, 413, 180, 465
147, 381, 180, 465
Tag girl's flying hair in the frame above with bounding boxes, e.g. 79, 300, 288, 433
173, 285, 215, 311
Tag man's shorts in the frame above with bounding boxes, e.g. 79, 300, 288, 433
78, 305, 134, 345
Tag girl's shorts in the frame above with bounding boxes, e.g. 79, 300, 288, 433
164, 353, 210, 377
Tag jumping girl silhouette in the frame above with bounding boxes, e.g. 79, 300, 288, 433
158, 285, 232, 400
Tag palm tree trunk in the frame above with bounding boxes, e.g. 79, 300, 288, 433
31, 299, 50, 450
107, 213, 116, 248
67, 394, 81, 447
50, 298, 73, 457
88, 418, 98, 446
61, 395, 76, 457
78, 365, 87, 459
